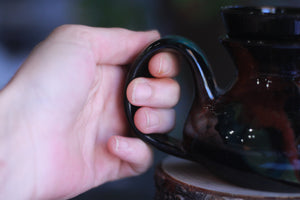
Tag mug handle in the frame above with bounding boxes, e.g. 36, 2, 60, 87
124, 36, 219, 159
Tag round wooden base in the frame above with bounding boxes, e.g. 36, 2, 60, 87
154, 156, 300, 200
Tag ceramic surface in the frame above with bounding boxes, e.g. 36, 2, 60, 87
124, 6, 300, 186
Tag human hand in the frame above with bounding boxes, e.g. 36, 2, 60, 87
0, 25, 180, 199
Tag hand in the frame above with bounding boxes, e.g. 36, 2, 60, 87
0, 25, 180, 199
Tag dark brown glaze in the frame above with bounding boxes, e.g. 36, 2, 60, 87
183, 38, 300, 185
125, 6, 300, 188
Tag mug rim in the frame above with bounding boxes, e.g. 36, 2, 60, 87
221, 5, 300, 39
221, 5, 300, 17
221, 36, 300, 48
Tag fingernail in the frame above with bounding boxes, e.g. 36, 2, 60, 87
158, 53, 163, 75
132, 80, 152, 103
145, 110, 160, 129
115, 137, 129, 152
158, 54, 171, 76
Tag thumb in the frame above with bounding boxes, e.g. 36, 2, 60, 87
107, 136, 153, 178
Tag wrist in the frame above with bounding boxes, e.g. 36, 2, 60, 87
0, 88, 36, 199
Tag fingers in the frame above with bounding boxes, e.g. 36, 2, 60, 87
126, 77, 180, 108
47, 25, 160, 65
127, 52, 180, 108
128, 51, 180, 133
127, 52, 180, 134
134, 108, 176, 134
107, 136, 153, 177
148, 52, 180, 78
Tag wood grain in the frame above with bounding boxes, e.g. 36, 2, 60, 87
154, 156, 300, 200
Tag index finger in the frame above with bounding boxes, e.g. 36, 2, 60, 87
46, 25, 160, 66
148, 52, 180, 78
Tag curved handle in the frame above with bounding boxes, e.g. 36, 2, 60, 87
124, 36, 219, 159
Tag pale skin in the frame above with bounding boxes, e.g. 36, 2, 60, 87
0, 25, 180, 199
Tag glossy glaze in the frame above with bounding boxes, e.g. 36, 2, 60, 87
184, 38, 300, 184
125, 6, 300, 186
222, 6, 300, 39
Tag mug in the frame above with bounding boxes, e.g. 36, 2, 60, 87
124, 6, 300, 187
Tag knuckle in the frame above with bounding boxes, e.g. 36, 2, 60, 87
50, 25, 92, 45
51, 24, 79, 37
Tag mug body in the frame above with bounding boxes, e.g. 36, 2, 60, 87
183, 38, 300, 185
183, 7, 300, 184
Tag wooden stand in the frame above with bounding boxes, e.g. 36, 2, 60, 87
154, 156, 300, 200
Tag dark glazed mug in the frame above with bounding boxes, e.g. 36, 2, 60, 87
124, 6, 300, 187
